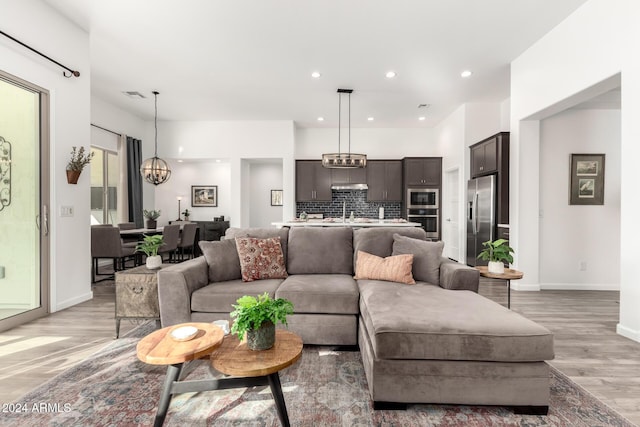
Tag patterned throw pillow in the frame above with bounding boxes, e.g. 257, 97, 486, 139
354, 250, 415, 285
235, 237, 288, 282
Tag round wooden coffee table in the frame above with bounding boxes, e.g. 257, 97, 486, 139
211, 330, 303, 427
137, 322, 225, 427
476, 266, 524, 309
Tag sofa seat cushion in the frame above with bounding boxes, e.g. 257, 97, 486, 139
358, 280, 554, 362
191, 279, 283, 313
275, 274, 359, 315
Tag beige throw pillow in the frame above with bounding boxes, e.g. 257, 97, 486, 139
354, 250, 415, 285
235, 237, 288, 282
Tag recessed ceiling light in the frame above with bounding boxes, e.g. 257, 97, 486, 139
367, 117, 374, 121
311, 71, 321, 79
215, 159, 221, 163
177, 159, 183, 163
461, 70, 472, 78
418, 116, 426, 121
317, 117, 325, 121
385, 71, 397, 79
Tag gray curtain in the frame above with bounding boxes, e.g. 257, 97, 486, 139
126, 137, 143, 228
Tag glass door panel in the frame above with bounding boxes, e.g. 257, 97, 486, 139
107, 151, 119, 224
90, 148, 105, 224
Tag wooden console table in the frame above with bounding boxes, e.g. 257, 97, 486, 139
476, 266, 524, 309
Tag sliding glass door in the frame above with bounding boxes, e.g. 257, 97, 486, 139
90, 147, 119, 225
0, 71, 49, 330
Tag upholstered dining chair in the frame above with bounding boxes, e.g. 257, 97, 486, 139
118, 222, 139, 244
91, 225, 137, 283
176, 223, 198, 261
158, 224, 180, 263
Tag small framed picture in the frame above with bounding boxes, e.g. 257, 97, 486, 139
271, 189, 283, 206
569, 154, 605, 205
191, 185, 218, 207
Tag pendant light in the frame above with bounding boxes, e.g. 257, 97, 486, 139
322, 88, 367, 168
140, 91, 171, 185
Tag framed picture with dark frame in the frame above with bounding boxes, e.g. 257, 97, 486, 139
569, 154, 605, 205
191, 185, 218, 207
271, 189, 283, 206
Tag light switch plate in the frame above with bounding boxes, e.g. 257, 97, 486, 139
60, 205, 74, 217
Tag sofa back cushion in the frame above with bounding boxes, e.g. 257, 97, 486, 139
392, 234, 444, 285
287, 227, 354, 274
225, 227, 290, 260
235, 236, 288, 282
352, 227, 427, 271
199, 239, 242, 282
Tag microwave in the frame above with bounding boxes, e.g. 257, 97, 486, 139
407, 188, 439, 209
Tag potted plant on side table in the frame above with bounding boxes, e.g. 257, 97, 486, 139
230, 293, 294, 351
143, 209, 161, 229
136, 234, 164, 269
477, 238, 515, 274
66, 146, 94, 184
182, 208, 191, 221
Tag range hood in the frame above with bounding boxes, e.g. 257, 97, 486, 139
331, 183, 368, 190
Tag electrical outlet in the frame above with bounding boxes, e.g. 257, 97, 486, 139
60, 205, 74, 217
579, 261, 587, 271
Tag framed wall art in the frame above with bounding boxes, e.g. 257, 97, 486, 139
271, 189, 283, 206
569, 154, 605, 205
191, 185, 218, 207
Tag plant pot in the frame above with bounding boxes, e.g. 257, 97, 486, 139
146, 255, 162, 270
246, 321, 275, 351
488, 261, 505, 274
145, 219, 157, 229
66, 170, 81, 184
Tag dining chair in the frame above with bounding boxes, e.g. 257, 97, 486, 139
118, 222, 139, 244
91, 225, 138, 283
158, 224, 180, 263
177, 223, 198, 261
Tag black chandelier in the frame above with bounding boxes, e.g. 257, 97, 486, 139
140, 91, 171, 185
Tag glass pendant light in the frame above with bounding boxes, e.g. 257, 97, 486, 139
140, 91, 171, 185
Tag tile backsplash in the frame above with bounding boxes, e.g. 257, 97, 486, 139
296, 190, 402, 219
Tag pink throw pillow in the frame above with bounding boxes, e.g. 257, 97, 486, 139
235, 237, 288, 282
354, 250, 415, 285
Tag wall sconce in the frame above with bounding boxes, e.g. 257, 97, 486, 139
0, 136, 11, 212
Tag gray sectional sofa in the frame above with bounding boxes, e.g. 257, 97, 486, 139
157, 226, 554, 413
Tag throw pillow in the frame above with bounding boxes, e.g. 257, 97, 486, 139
392, 234, 444, 285
235, 236, 288, 282
353, 250, 415, 285
199, 239, 242, 282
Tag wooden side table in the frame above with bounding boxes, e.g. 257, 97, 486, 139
476, 266, 524, 309
114, 264, 170, 338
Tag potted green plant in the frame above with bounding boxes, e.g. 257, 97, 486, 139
181, 208, 191, 221
477, 238, 515, 274
136, 234, 164, 269
230, 293, 294, 351
143, 209, 161, 229
66, 146, 94, 184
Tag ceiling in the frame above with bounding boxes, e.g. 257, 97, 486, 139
44, 0, 588, 128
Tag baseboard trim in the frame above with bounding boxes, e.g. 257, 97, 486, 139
617, 324, 640, 343
540, 283, 620, 291
510, 282, 540, 291
55, 291, 93, 312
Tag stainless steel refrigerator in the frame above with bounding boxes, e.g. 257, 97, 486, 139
466, 175, 496, 266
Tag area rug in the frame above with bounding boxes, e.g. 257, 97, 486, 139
2, 322, 635, 427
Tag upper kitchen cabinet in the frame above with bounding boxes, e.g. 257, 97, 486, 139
367, 160, 402, 201
296, 160, 332, 201
331, 167, 367, 184
403, 157, 442, 187
470, 132, 509, 178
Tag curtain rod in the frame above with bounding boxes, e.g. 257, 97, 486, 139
0, 30, 81, 78
91, 123, 122, 137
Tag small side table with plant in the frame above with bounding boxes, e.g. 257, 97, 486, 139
143, 209, 161, 229
136, 234, 164, 269
476, 238, 522, 309
230, 293, 294, 351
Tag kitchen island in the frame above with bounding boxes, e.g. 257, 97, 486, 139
272, 219, 421, 228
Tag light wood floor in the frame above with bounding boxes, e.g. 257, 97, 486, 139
0, 279, 639, 425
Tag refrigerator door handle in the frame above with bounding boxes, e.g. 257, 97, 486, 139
474, 193, 479, 235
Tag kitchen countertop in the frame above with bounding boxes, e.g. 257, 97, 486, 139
272, 219, 421, 228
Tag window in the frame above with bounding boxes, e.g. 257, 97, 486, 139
90, 146, 120, 224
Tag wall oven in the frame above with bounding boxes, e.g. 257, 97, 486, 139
407, 188, 439, 209
407, 208, 439, 239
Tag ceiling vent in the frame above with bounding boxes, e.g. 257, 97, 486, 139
122, 91, 146, 99
418, 104, 431, 109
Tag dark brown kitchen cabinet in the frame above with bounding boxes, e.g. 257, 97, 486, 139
403, 157, 442, 187
296, 160, 332, 201
366, 160, 402, 201
331, 167, 367, 184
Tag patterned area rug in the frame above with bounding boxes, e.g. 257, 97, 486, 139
2, 322, 635, 427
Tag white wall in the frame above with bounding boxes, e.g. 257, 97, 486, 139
248, 162, 283, 228
1, 0, 91, 311
510, 0, 640, 341
539, 108, 621, 289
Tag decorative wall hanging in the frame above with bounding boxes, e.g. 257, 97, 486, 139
271, 190, 283, 206
192, 185, 217, 207
66, 145, 94, 184
0, 136, 11, 211
569, 153, 605, 205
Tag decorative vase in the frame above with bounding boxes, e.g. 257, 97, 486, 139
66, 170, 81, 184
488, 261, 505, 274
145, 219, 157, 229
246, 321, 275, 351
146, 255, 162, 269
